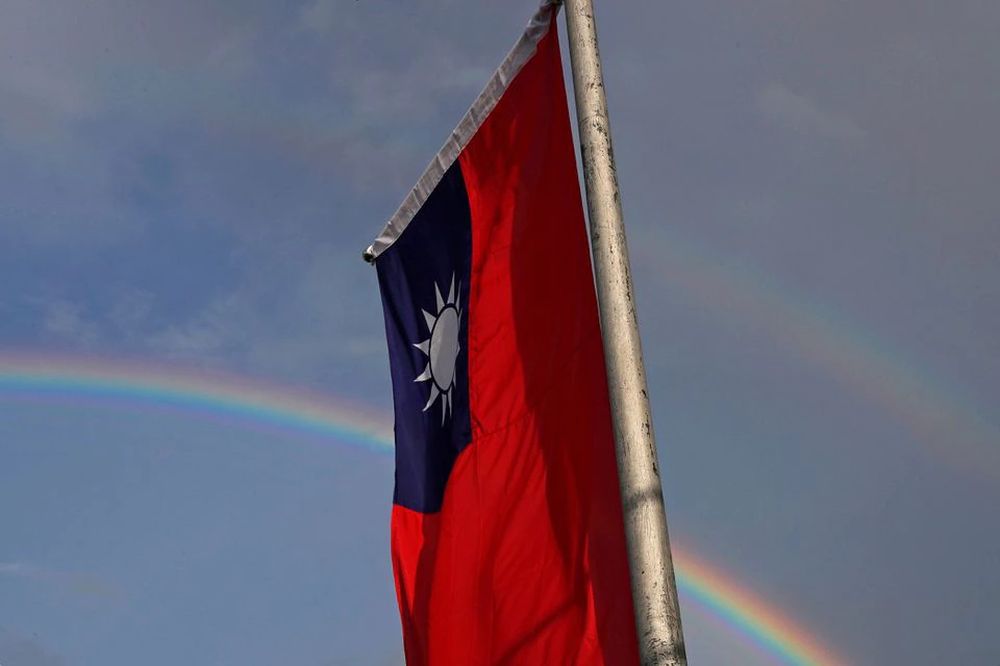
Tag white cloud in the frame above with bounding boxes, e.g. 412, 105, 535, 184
204, 25, 259, 80
0, 562, 28, 575
0, 562, 122, 601
137, 243, 386, 385
42, 300, 100, 347
757, 82, 865, 142
27, 291, 162, 351
146, 293, 248, 362
108, 288, 156, 340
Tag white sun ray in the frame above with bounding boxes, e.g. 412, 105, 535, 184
423, 385, 440, 412
414, 364, 432, 383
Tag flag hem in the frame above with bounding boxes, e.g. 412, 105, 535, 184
363, 0, 560, 263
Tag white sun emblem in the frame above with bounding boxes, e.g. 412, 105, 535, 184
413, 273, 462, 424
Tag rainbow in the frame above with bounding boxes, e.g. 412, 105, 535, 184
674, 546, 846, 665
0, 352, 393, 452
0, 349, 849, 664
635, 232, 1000, 480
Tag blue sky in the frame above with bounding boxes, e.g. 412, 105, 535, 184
2, 0, 998, 664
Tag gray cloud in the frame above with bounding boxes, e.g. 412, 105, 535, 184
0, 630, 64, 666
757, 82, 865, 141
0, 0, 509, 249
297, 0, 339, 34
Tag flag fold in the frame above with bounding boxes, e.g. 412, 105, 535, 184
369, 3, 638, 663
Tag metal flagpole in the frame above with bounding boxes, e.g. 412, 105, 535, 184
561, 1, 687, 664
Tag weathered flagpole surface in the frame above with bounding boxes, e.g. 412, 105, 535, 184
562, 1, 687, 664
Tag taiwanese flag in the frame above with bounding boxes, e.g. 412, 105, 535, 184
366, 2, 638, 663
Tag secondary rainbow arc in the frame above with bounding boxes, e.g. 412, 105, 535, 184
636, 232, 1000, 480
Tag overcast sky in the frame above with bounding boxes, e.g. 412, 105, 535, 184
1, 1, 998, 664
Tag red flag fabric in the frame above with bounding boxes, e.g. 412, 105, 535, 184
367, 3, 638, 663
